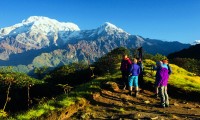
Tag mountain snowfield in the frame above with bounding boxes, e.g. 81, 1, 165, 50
0, 17, 129, 45
0, 16, 135, 60
193, 40, 200, 45
0, 16, 191, 73
0, 16, 130, 55
0, 16, 80, 47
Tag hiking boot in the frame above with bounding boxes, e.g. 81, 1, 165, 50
161, 105, 165, 108
140, 89, 145, 93
135, 92, 138, 97
165, 104, 169, 107
123, 85, 126, 90
129, 91, 132, 96
153, 94, 159, 98
160, 103, 166, 108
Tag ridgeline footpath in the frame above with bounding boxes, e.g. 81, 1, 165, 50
70, 80, 200, 120
6, 60, 200, 120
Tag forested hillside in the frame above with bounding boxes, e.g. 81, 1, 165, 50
168, 44, 200, 75
0, 47, 200, 119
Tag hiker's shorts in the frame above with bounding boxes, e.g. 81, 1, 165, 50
128, 76, 138, 87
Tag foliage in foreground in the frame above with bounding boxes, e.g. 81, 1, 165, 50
8, 58, 122, 120
170, 57, 200, 76
11, 96, 77, 120
1, 47, 200, 119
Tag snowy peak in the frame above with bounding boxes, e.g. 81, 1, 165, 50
97, 22, 129, 35
0, 16, 80, 37
23, 16, 80, 31
0, 16, 81, 48
66, 22, 130, 40
193, 40, 200, 45
22, 16, 54, 23
101, 22, 119, 30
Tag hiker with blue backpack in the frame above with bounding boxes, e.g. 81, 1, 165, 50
153, 59, 172, 98
155, 61, 170, 108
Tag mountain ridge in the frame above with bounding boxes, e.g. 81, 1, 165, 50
168, 44, 200, 59
0, 16, 191, 73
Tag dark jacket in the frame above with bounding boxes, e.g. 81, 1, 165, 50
120, 58, 132, 72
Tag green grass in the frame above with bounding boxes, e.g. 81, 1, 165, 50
143, 59, 200, 93
9, 72, 118, 119
6, 59, 200, 119
0, 110, 8, 118
8, 95, 77, 120
112, 107, 125, 113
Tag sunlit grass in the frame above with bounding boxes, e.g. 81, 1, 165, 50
0, 110, 8, 118
9, 59, 200, 119
119, 108, 126, 113
57, 96, 76, 107
16, 109, 45, 119
143, 59, 200, 93
11, 95, 78, 120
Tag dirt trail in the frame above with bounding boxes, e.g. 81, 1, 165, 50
70, 81, 200, 120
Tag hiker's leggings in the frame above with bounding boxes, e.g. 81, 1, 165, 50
159, 86, 169, 106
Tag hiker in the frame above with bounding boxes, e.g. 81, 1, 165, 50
152, 63, 159, 98
137, 47, 143, 61
155, 61, 169, 108
120, 54, 132, 90
153, 59, 172, 97
128, 58, 140, 97
137, 58, 144, 92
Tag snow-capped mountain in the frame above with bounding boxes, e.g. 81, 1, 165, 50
96, 22, 129, 35
0, 16, 80, 47
0, 16, 80, 60
193, 40, 200, 45
67, 22, 130, 41
0, 16, 191, 73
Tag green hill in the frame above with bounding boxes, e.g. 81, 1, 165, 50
143, 59, 200, 93
168, 44, 200, 59
5, 58, 200, 119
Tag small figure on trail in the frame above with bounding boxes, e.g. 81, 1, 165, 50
128, 58, 140, 97
155, 61, 169, 108
153, 62, 161, 98
137, 58, 144, 92
120, 54, 132, 90
137, 47, 143, 61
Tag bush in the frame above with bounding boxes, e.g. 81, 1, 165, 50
170, 58, 200, 75
93, 47, 130, 75
44, 61, 90, 86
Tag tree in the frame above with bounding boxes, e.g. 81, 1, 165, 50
15, 73, 44, 108
151, 53, 167, 62
57, 84, 73, 97
93, 47, 131, 75
34, 66, 49, 79
171, 58, 200, 75
0, 72, 44, 112
0, 73, 14, 111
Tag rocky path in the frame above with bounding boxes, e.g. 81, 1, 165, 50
70, 82, 200, 120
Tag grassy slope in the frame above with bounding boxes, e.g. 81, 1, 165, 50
6, 60, 200, 119
143, 59, 200, 93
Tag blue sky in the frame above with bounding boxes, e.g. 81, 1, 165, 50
0, 0, 200, 44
